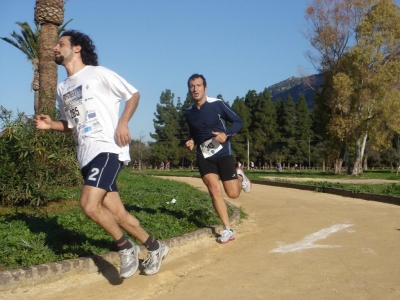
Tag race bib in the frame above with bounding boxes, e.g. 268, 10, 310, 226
200, 138, 223, 158
63, 85, 87, 126
77, 118, 103, 137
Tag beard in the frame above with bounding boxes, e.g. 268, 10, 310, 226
54, 56, 65, 65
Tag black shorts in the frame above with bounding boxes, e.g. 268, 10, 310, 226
81, 153, 122, 191
197, 155, 238, 181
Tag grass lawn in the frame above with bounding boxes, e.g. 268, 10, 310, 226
0, 170, 232, 271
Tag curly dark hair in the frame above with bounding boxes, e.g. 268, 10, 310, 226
60, 30, 99, 66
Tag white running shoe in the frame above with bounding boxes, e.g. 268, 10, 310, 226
119, 241, 140, 279
217, 229, 236, 244
142, 241, 169, 275
236, 168, 252, 193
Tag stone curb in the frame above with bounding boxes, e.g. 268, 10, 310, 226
0, 200, 241, 291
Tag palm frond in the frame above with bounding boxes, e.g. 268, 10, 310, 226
1, 18, 73, 71
58, 18, 73, 35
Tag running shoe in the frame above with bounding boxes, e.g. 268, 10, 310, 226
217, 229, 236, 244
119, 241, 140, 279
142, 241, 169, 275
236, 168, 252, 193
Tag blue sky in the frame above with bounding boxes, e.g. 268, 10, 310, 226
1, 0, 317, 141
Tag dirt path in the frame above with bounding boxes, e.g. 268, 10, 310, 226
3, 177, 400, 300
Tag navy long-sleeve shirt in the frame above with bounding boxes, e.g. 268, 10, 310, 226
185, 96, 243, 158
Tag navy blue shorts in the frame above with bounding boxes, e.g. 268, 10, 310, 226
197, 155, 238, 181
81, 153, 122, 191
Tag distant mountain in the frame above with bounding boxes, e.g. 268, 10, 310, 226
267, 73, 323, 109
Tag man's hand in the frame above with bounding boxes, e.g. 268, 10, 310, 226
34, 114, 52, 130
186, 139, 194, 151
116, 122, 131, 147
212, 131, 227, 143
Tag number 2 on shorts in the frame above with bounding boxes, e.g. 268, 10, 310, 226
88, 168, 99, 181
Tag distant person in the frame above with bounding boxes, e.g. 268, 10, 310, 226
250, 161, 255, 171
34, 30, 168, 279
276, 162, 282, 172
184, 73, 251, 244
133, 160, 138, 169
294, 164, 298, 172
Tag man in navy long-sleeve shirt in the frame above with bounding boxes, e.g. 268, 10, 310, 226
185, 74, 251, 244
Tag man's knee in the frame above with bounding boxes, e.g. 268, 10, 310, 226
203, 175, 221, 194
207, 186, 221, 198
80, 199, 100, 219
80, 186, 107, 218
225, 189, 240, 199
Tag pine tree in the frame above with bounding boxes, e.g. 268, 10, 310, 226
260, 89, 280, 168
280, 95, 297, 166
150, 90, 181, 166
231, 96, 250, 164
312, 72, 346, 173
270, 98, 285, 165
295, 95, 313, 167
250, 89, 279, 166
244, 90, 258, 114
177, 93, 197, 168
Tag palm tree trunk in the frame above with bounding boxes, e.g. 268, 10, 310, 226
34, 91, 39, 113
38, 23, 58, 112
35, 0, 64, 113
33, 69, 39, 113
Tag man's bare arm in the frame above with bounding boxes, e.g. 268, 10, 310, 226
34, 114, 71, 132
116, 92, 140, 147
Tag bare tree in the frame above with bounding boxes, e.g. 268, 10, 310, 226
130, 131, 150, 170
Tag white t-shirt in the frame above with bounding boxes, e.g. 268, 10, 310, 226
57, 66, 138, 169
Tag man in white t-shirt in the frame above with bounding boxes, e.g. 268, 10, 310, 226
34, 30, 168, 279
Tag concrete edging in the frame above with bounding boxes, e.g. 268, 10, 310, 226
0, 200, 241, 291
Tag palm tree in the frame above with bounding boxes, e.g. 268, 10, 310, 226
1, 22, 40, 113
1, 19, 72, 113
34, 0, 64, 113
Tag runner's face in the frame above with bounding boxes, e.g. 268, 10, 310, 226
189, 78, 207, 102
53, 36, 75, 65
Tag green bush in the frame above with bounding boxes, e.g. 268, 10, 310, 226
0, 107, 81, 206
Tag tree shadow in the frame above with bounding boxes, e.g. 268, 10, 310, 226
124, 204, 215, 229
5, 213, 117, 258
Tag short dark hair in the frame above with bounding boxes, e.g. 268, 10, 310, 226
187, 74, 207, 89
60, 30, 99, 66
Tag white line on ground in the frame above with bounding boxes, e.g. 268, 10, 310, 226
270, 223, 354, 253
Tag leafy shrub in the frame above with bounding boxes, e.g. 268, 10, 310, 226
0, 107, 81, 206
